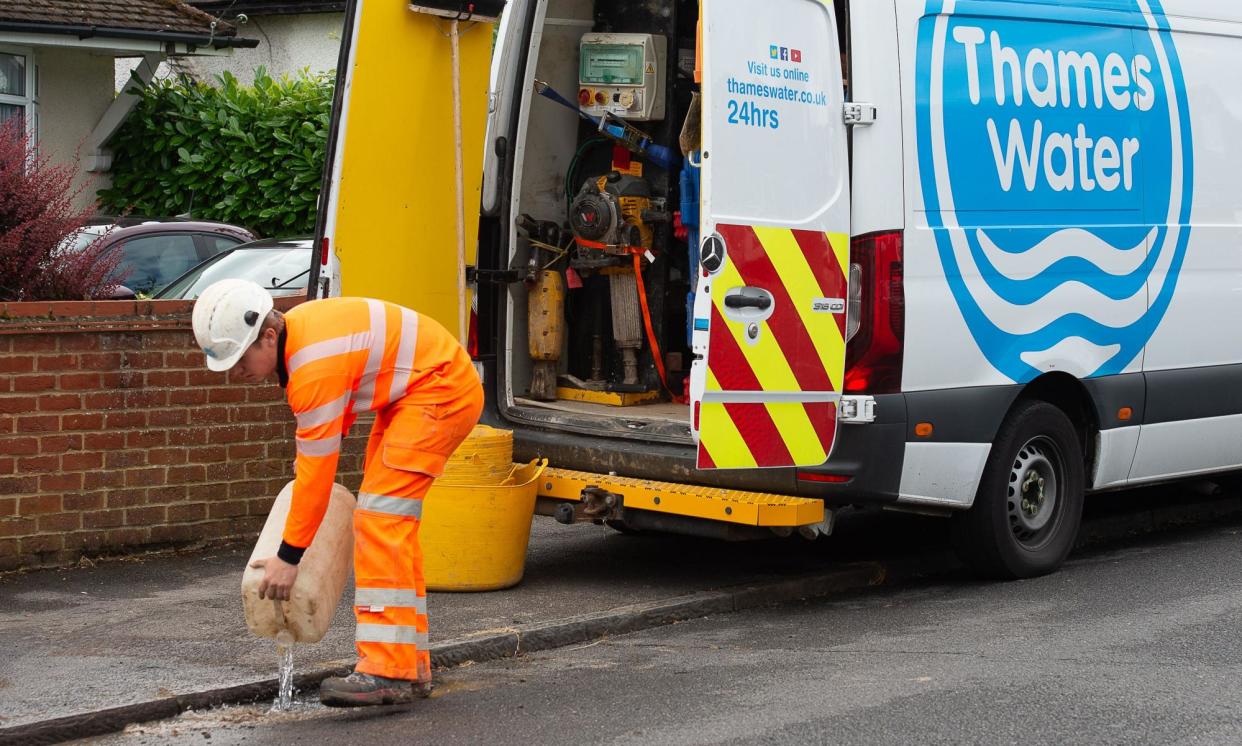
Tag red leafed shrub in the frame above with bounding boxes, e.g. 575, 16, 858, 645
0, 120, 123, 301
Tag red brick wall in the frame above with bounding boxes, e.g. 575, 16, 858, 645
0, 299, 366, 572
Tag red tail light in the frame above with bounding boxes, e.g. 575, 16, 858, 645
797, 471, 851, 484
320, 236, 330, 266
844, 231, 904, 394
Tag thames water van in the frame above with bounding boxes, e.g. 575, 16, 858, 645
314, 0, 1241, 579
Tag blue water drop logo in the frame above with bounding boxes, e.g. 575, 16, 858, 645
916, 0, 1194, 382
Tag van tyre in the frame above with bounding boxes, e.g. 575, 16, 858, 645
952, 400, 1084, 580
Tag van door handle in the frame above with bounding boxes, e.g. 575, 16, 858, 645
724, 294, 772, 310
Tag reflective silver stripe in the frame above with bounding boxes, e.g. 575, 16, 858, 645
295, 434, 341, 457
295, 392, 350, 430
351, 300, 388, 411
356, 623, 428, 647
357, 492, 423, 519
287, 331, 371, 374
354, 378, 375, 412
355, 588, 427, 613
387, 307, 419, 404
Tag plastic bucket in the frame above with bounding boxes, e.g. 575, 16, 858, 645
420, 458, 548, 592
438, 425, 514, 486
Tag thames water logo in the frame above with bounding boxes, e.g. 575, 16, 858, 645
916, 0, 1193, 382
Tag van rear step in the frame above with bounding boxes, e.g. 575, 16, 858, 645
536, 467, 825, 528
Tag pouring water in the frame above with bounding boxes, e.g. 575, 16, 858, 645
272, 631, 296, 712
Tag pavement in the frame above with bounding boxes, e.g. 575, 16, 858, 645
2, 482, 1241, 743
89, 512, 1242, 745
0, 510, 940, 734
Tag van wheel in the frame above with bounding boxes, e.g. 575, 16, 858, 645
951, 400, 1084, 580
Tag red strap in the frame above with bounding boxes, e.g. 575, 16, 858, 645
573, 236, 645, 255
632, 253, 686, 404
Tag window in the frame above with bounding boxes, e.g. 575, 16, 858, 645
115, 234, 202, 296
207, 235, 246, 254
0, 47, 37, 136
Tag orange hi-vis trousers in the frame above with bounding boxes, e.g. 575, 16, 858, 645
351, 389, 483, 682
276, 297, 483, 680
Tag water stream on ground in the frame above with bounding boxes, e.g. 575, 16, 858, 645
272, 633, 296, 712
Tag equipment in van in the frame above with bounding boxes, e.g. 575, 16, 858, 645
577, 33, 667, 121
528, 72, 681, 400
568, 170, 670, 389
533, 80, 678, 171
523, 32, 676, 399
516, 215, 568, 401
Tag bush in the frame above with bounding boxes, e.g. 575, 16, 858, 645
0, 120, 122, 301
98, 68, 333, 238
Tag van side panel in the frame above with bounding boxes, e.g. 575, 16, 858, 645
1130, 8, 1242, 482
897, 0, 998, 396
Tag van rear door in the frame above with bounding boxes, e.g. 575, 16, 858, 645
309, 0, 495, 337
690, 0, 851, 470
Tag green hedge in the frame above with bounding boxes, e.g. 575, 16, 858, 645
98, 69, 333, 237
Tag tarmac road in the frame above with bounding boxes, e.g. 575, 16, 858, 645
91, 508, 1242, 745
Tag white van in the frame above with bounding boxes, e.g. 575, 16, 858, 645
317, 0, 1238, 579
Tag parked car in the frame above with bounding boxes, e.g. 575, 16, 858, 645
65, 218, 257, 297
155, 238, 314, 300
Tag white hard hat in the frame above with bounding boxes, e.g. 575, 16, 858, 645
192, 279, 274, 372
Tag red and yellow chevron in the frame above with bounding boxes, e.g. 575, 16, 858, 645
698, 223, 849, 469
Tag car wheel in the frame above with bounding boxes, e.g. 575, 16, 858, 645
952, 400, 1085, 580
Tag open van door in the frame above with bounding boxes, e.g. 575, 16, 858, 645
690, 0, 851, 470
308, 0, 496, 340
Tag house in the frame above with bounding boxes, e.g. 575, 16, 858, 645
138, 1, 346, 85
0, 0, 255, 203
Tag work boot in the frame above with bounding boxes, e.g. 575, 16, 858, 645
319, 671, 433, 707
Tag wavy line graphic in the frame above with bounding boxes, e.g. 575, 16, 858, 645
973, 226, 1157, 303
953, 224, 1182, 335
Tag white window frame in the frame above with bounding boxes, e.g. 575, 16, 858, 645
0, 44, 37, 140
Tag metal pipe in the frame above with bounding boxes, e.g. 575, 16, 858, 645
0, 21, 259, 48
451, 18, 468, 344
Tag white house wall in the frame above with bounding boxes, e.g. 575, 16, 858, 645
38, 47, 115, 208
115, 12, 344, 91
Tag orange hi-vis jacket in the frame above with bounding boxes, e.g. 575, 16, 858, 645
274, 297, 479, 561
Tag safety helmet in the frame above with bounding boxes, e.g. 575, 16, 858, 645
192, 279, 275, 372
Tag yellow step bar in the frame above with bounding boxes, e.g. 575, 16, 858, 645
537, 468, 824, 528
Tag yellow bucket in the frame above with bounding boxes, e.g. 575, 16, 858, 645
438, 425, 514, 486
421, 455, 548, 592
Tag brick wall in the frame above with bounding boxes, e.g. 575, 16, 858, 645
0, 299, 367, 572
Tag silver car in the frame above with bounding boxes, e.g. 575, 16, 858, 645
155, 238, 313, 300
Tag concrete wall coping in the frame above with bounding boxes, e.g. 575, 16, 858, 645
0, 297, 303, 335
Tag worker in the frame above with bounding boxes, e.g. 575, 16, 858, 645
192, 279, 483, 707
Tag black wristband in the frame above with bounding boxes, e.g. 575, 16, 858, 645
277, 540, 306, 566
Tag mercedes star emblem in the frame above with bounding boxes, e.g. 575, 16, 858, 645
700, 235, 726, 274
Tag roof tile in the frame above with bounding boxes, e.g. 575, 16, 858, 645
0, 0, 237, 37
